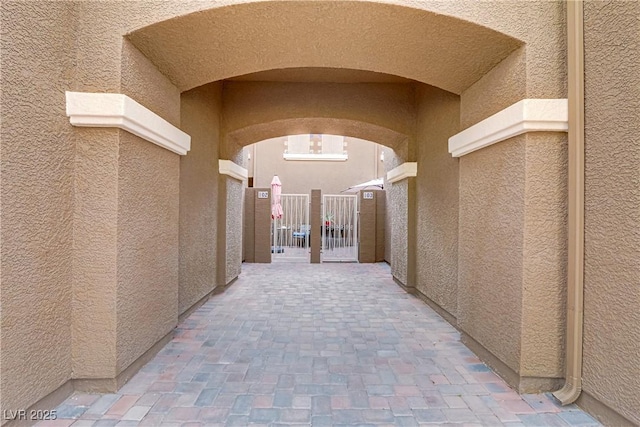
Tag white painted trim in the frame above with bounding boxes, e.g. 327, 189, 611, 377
387, 162, 417, 184
219, 160, 248, 182
65, 91, 191, 155
283, 153, 348, 161
448, 99, 568, 157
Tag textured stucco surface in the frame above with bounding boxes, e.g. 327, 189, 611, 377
72, 127, 119, 379
116, 132, 180, 373
179, 84, 222, 314
415, 86, 460, 317
127, 1, 521, 94
225, 178, 244, 284
454, 0, 567, 389
115, 38, 182, 373
251, 137, 382, 195
460, 48, 526, 129
5, 0, 637, 422
390, 179, 409, 285
1, 1, 76, 414
520, 133, 566, 378
121, 40, 181, 127
458, 132, 566, 388
458, 138, 526, 373
222, 81, 414, 146
582, 1, 640, 423
228, 117, 407, 151
72, 33, 182, 381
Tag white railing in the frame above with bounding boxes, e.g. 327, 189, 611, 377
271, 194, 310, 262
322, 194, 358, 262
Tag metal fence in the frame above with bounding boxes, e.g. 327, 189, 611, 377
322, 194, 358, 262
271, 194, 310, 262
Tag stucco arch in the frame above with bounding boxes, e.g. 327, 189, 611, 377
220, 79, 415, 157
227, 117, 408, 150
126, 1, 523, 94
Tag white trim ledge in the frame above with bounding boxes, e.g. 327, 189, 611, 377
448, 99, 568, 157
219, 160, 248, 182
283, 153, 348, 161
65, 91, 191, 155
387, 162, 417, 184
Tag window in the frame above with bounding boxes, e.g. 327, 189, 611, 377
283, 134, 348, 161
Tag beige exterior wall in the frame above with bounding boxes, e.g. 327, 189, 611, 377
581, 1, 640, 425
179, 83, 223, 314
72, 127, 119, 381
222, 81, 415, 147
249, 137, 383, 195
520, 132, 567, 380
2, 1, 638, 424
115, 37, 183, 376
389, 179, 410, 285
453, 0, 567, 392
414, 86, 460, 318
0, 1, 76, 414
224, 177, 244, 285
116, 133, 179, 373
458, 137, 527, 373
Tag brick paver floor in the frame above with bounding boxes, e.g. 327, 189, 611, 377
42, 263, 601, 426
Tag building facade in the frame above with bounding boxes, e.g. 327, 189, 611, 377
1, 1, 638, 425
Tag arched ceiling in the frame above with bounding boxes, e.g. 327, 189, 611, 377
226, 118, 408, 149
127, 1, 522, 94
228, 67, 414, 84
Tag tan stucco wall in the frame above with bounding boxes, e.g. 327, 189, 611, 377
5, 0, 638, 423
582, 1, 640, 424
458, 138, 526, 373
127, 1, 521, 94
224, 178, 244, 284
179, 83, 222, 314
116, 133, 180, 372
1, 1, 76, 414
414, 86, 460, 317
389, 179, 409, 285
251, 137, 382, 195
520, 132, 566, 379
116, 40, 183, 374
454, 1, 567, 391
222, 81, 414, 147
72, 126, 119, 380
457, 133, 566, 390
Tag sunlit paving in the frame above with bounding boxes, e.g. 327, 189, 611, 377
42, 264, 600, 426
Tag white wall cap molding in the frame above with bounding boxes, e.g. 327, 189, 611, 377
65, 91, 191, 155
387, 162, 417, 184
219, 160, 248, 182
283, 153, 348, 161
448, 98, 568, 157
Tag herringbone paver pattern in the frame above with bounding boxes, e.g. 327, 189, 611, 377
42, 263, 600, 426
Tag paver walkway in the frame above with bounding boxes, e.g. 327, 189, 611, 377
43, 263, 600, 426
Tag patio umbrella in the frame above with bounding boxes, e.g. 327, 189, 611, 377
271, 175, 283, 219
270, 175, 284, 253
341, 178, 384, 193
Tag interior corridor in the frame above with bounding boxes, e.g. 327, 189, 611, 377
42, 264, 599, 426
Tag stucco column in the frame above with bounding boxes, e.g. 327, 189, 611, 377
453, 98, 568, 393
388, 171, 417, 288
217, 172, 245, 285
310, 190, 322, 264
243, 188, 272, 263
